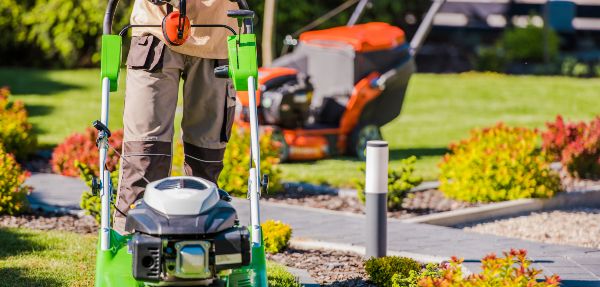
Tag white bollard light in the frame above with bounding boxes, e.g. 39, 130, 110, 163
365, 140, 388, 258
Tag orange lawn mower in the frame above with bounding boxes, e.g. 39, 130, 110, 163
235, 0, 445, 161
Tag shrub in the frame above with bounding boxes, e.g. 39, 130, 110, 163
392, 263, 442, 287
78, 162, 119, 222
0, 87, 37, 160
502, 22, 559, 62
0, 144, 30, 215
365, 256, 421, 287
356, 156, 423, 210
541, 115, 586, 161
439, 123, 561, 203
267, 261, 301, 287
561, 118, 600, 179
218, 125, 282, 197
52, 127, 123, 177
542, 116, 600, 179
416, 249, 560, 287
262, 219, 292, 254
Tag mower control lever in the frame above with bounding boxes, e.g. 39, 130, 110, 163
214, 65, 229, 79
91, 177, 101, 196
93, 120, 112, 138
227, 9, 254, 19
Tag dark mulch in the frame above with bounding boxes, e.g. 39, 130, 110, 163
265, 186, 477, 219
267, 248, 374, 287
0, 210, 97, 234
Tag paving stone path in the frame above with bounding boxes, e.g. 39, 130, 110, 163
231, 200, 600, 287
25, 174, 600, 287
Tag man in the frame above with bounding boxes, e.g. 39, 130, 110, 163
114, 0, 239, 233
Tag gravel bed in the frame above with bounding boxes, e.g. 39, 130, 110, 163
462, 208, 600, 249
0, 211, 97, 234
267, 248, 374, 287
265, 187, 477, 219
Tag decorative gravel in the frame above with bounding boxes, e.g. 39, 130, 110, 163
267, 248, 374, 287
463, 209, 600, 249
265, 187, 477, 219
0, 211, 97, 234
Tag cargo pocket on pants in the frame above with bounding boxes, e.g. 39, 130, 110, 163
126, 35, 165, 72
220, 80, 237, 143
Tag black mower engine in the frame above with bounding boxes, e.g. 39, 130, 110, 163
125, 177, 250, 285
261, 72, 313, 129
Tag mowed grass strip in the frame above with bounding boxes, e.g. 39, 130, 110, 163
0, 228, 96, 287
2, 69, 599, 185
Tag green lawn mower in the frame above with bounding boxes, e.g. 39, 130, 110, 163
94, 0, 268, 286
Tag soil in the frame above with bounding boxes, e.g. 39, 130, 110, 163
265, 185, 477, 219
0, 210, 97, 234
267, 247, 374, 286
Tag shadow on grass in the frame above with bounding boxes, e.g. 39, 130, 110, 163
0, 267, 62, 287
390, 147, 448, 160
0, 69, 80, 95
0, 228, 48, 259
25, 104, 54, 117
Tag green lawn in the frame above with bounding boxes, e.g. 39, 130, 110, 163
0, 227, 298, 287
2, 69, 599, 185
0, 228, 96, 287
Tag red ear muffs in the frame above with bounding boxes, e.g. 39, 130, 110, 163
162, 11, 191, 46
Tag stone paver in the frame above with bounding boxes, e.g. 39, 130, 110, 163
232, 199, 600, 287
26, 173, 86, 213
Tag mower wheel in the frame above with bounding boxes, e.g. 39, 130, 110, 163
349, 124, 383, 161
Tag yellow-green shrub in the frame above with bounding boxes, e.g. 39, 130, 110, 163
267, 261, 301, 287
355, 156, 423, 210
439, 123, 561, 203
0, 87, 37, 160
365, 256, 421, 287
0, 144, 30, 215
262, 219, 292, 254
415, 250, 560, 287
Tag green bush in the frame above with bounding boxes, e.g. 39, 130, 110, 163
392, 263, 442, 287
440, 123, 561, 203
0, 144, 30, 215
218, 125, 283, 197
262, 219, 292, 254
365, 256, 421, 287
267, 261, 301, 287
0, 87, 37, 160
502, 22, 559, 62
355, 156, 423, 210
78, 162, 118, 222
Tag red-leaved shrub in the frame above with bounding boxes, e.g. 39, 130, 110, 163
51, 127, 123, 177
542, 116, 600, 179
541, 115, 586, 161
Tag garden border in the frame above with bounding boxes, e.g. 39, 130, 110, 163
402, 187, 600, 226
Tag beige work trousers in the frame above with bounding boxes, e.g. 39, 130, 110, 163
115, 35, 236, 216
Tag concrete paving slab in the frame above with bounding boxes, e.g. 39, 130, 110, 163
25, 173, 86, 214
232, 198, 600, 287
